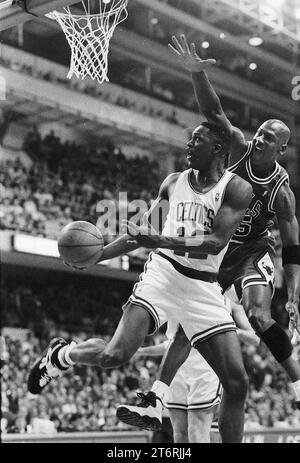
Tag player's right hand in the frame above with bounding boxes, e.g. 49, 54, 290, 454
63, 261, 87, 271
168, 34, 216, 73
285, 301, 300, 336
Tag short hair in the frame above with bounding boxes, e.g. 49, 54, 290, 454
263, 119, 291, 145
201, 121, 231, 153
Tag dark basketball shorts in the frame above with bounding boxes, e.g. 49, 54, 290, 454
218, 236, 276, 300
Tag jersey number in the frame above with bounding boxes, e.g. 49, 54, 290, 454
174, 226, 208, 260
234, 214, 252, 237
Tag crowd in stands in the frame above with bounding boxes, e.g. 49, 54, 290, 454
1, 276, 300, 435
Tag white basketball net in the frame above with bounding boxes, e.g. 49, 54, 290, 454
46, 0, 128, 84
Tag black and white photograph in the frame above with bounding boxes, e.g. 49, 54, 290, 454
1, 0, 300, 449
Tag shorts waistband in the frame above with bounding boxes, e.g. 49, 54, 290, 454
156, 251, 218, 283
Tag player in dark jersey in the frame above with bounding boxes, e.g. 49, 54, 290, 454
115, 35, 300, 433
167, 35, 300, 404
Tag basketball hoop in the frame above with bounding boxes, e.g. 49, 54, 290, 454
46, 0, 128, 84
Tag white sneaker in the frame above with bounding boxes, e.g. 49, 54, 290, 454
116, 391, 163, 430
27, 337, 69, 394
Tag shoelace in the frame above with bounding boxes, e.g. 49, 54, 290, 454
136, 392, 155, 407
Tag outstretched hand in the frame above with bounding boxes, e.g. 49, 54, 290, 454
285, 301, 300, 337
168, 34, 216, 73
121, 219, 162, 249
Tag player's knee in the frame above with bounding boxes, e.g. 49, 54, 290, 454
248, 311, 272, 334
189, 428, 210, 443
223, 370, 248, 400
173, 429, 189, 443
244, 299, 271, 332
188, 420, 210, 443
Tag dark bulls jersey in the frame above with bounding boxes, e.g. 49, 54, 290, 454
228, 141, 289, 244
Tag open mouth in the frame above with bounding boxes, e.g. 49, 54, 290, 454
254, 144, 263, 153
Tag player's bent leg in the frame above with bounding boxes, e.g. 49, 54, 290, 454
244, 285, 300, 377
243, 283, 274, 333
244, 284, 300, 407
28, 303, 152, 394
70, 303, 152, 367
195, 331, 248, 443
168, 409, 188, 443
188, 407, 216, 443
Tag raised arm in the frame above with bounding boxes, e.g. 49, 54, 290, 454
275, 183, 300, 334
168, 34, 247, 164
126, 175, 253, 258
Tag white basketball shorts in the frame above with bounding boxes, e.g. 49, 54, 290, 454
165, 349, 222, 410
123, 251, 236, 346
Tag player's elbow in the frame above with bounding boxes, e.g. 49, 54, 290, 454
211, 238, 227, 255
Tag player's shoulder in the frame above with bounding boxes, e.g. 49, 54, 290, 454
225, 173, 253, 206
274, 176, 295, 221
159, 171, 181, 198
228, 172, 252, 193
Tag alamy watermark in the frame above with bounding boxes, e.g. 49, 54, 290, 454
95, 192, 208, 246
292, 76, 300, 101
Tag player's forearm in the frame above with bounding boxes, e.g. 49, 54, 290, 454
237, 329, 260, 347
97, 234, 140, 262
191, 71, 224, 120
284, 264, 300, 303
158, 235, 224, 256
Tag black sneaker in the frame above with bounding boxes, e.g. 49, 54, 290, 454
116, 391, 163, 431
28, 337, 69, 394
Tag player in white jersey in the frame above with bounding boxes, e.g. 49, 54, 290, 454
28, 121, 253, 442
135, 289, 259, 443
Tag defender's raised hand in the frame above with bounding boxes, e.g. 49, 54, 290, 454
168, 34, 216, 72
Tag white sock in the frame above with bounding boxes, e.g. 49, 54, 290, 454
151, 380, 171, 404
291, 380, 300, 402
58, 342, 76, 368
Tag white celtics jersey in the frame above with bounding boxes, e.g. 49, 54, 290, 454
158, 168, 235, 274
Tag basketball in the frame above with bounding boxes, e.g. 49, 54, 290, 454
58, 221, 104, 267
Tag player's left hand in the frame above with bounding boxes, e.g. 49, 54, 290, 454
285, 301, 300, 336
168, 34, 216, 73
122, 219, 162, 248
